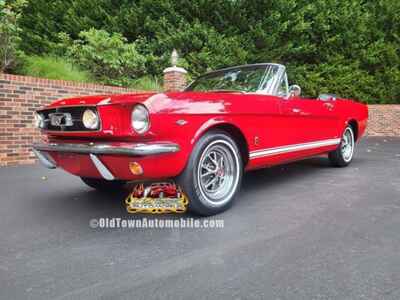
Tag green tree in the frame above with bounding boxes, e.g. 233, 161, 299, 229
14, 0, 400, 103
62, 29, 146, 86
0, 0, 26, 72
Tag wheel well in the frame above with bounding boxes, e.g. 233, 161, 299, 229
348, 119, 359, 141
203, 123, 249, 166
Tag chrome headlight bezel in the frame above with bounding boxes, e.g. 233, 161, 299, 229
82, 109, 99, 130
131, 104, 150, 134
34, 112, 45, 129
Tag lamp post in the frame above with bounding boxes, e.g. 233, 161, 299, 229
171, 49, 178, 67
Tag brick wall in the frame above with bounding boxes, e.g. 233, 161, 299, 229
0, 74, 138, 166
0, 73, 399, 166
366, 105, 400, 136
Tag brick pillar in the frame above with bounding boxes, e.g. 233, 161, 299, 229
163, 66, 187, 92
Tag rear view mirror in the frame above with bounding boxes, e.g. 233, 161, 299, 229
288, 85, 301, 97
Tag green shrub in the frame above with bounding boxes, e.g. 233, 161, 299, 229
14, 0, 400, 103
61, 29, 146, 86
0, 0, 26, 72
19, 56, 92, 82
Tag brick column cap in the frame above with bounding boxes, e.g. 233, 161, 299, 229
163, 66, 187, 74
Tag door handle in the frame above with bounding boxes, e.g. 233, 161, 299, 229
323, 102, 334, 111
291, 107, 309, 116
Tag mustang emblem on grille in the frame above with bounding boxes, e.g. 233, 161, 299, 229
49, 113, 73, 127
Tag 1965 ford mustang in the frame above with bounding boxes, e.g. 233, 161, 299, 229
33, 63, 368, 215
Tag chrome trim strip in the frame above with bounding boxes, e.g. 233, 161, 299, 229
249, 138, 341, 159
89, 154, 115, 180
32, 142, 180, 156
32, 149, 57, 169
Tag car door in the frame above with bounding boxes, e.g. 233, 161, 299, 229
280, 95, 340, 144
272, 69, 338, 143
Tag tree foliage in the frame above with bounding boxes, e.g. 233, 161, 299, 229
59, 29, 146, 86
0, 0, 26, 72
11, 0, 400, 103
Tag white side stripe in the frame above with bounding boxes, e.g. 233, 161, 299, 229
249, 138, 341, 159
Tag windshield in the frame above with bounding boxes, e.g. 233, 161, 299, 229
185, 64, 281, 93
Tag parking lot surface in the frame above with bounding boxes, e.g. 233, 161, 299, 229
1, 137, 400, 299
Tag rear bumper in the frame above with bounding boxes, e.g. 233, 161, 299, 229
32, 141, 183, 181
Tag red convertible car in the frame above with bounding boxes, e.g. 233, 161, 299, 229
33, 63, 368, 215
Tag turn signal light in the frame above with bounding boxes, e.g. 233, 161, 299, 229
129, 162, 143, 175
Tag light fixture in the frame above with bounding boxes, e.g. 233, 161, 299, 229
82, 109, 99, 129
131, 104, 150, 134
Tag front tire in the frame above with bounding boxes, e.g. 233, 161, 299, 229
176, 130, 243, 216
81, 177, 127, 191
328, 125, 355, 167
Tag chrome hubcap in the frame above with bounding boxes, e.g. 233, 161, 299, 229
197, 140, 240, 206
341, 128, 354, 162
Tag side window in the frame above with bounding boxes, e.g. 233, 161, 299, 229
277, 72, 288, 97
258, 65, 279, 94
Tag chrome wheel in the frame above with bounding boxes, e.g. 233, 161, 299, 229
197, 140, 240, 206
341, 127, 354, 162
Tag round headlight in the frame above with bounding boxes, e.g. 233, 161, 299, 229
82, 109, 99, 129
34, 112, 45, 129
131, 104, 150, 134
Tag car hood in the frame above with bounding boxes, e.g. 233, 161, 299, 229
46, 92, 157, 108
45, 91, 242, 114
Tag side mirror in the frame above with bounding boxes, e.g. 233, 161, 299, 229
318, 93, 337, 101
289, 85, 301, 97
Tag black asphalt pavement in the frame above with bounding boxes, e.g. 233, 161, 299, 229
1, 137, 400, 300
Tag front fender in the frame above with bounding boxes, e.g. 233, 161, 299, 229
191, 117, 248, 146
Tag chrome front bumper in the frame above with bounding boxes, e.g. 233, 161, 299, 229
32, 142, 180, 156
32, 142, 181, 180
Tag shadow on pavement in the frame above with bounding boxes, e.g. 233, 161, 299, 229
31, 156, 344, 222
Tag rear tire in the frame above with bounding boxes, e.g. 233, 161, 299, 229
176, 130, 243, 216
328, 125, 355, 167
81, 177, 127, 191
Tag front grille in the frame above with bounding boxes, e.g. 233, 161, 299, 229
38, 106, 100, 131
